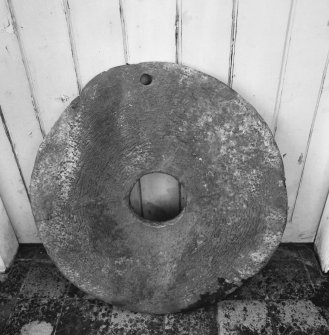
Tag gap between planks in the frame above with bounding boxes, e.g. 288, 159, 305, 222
119, 0, 129, 64
175, 0, 182, 64
227, 0, 239, 88
62, 0, 82, 93
272, 0, 297, 135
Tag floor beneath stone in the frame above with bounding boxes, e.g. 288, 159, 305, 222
0, 244, 328, 334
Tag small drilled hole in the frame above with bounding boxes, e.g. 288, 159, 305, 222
140, 73, 152, 85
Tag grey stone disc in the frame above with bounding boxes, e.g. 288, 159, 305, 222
30, 62, 287, 314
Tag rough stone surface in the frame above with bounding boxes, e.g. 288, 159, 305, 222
3, 298, 62, 335
30, 62, 287, 314
19, 263, 69, 299
55, 299, 112, 334
164, 306, 217, 335
268, 300, 329, 334
110, 306, 164, 335
218, 300, 329, 334
217, 300, 271, 334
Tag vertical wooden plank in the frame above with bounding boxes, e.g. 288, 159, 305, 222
0, 197, 18, 272
289, 52, 329, 241
0, 113, 39, 243
181, 0, 232, 82
121, 0, 176, 64
315, 192, 329, 273
0, 0, 44, 186
10, 0, 79, 133
232, 0, 291, 127
66, 0, 125, 88
274, 0, 329, 242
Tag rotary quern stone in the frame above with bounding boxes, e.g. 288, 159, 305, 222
30, 62, 287, 314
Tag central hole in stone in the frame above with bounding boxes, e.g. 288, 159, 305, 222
129, 172, 186, 223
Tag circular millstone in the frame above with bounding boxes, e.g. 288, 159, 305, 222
30, 62, 287, 314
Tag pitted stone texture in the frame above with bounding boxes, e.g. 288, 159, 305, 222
217, 300, 329, 334
30, 62, 287, 314
268, 300, 329, 334
217, 300, 271, 334
110, 307, 164, 335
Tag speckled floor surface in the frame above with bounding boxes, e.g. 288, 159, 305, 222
0, 244, 328, 334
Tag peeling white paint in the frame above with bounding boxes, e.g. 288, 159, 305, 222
2, 19, 14, 34
59, 94, 70, 103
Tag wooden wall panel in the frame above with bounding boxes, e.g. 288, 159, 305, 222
0, 0, 44, 186
181, 0, 232, 82
274, 0, 329, 242
10, 0, 79, 133
0, 111, 39, 242
232, 0, 291, 127
290, 52, 329, 241
0, 196, 18, 271
121, 0, 176, 64
66, 0, 125, 88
